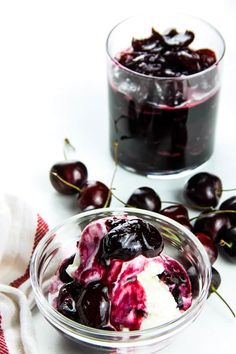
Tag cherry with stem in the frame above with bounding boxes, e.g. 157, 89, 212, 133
52, 172, 111, 211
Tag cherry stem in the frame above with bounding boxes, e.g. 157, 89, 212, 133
111, 190, 126, 205
211, 286, 236, 318
51, 172, 81, 193
222, 188, 236, 192
162, 200, 213, 212
189, 209, 236, 222
104, 141, 118, 208
63, 138, 76, 160
111, 190, 134, 208
219, 239, 233, 249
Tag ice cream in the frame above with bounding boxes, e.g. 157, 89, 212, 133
50, 215, 192, 331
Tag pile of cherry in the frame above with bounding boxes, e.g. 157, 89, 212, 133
49, 144, 236, 317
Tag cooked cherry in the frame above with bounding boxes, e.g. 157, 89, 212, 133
160, 204, 193, 231
57, 281, 83, 320
220, 196, 236, 226
194, 232, 218, 264
126, 186, 161, 212
177, 49, 201, 74
58, 254, 75, 283
77, 180, 111, 211
163, 30, 194, 47
50, 161, 88, 195
76, 281, 110, 328
184, 172, 222, 208
100, 218, 163, 261
118, 27, 216, 78
196, 49, 217, 70
193, 211, 231, 241
218, 226, 236, 258
158, 257, 192, 310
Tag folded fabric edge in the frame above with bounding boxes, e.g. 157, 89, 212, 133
0, 284, 39, 354
10, 214, 49, 291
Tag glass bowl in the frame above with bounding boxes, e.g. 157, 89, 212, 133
30, 207, 211, 353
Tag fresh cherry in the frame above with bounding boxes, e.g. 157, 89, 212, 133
77, 180, 111, 211
183, 172, 222, 208
49, 139, 88, 195
100, 218, 163, 261
193, 211, 231, 241
126, 186, 161, 212
51, 173, 111, 211
160, 204, 193, 231
209, 267, 221, 296
220, 196, 236, 226
194, 232, 218, 264
50, 161, 88, 195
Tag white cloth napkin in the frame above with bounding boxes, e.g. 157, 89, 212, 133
0, 193, 49, 354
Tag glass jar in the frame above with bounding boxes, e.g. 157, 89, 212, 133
106, 14, 225, 176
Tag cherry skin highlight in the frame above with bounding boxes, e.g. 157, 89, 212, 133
77, 180, 111, 211
100, 218, 164, 261
126, 186, 161, 212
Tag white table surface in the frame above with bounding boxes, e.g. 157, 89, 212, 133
1, 1, 236, 353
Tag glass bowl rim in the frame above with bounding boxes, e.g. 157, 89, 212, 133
30, 207, 211, 340
106, 12, 226, 82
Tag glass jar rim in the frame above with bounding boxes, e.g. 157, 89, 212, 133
106, 13, 226, 82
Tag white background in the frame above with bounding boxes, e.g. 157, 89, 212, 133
0, 0, 236, 353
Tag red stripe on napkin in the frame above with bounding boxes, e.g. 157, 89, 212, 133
10, 214, 49, 289
0, 314, 10, 354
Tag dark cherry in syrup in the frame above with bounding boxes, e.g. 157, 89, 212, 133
57, 281, 83, 320
158, 257, 191, 310
184, 172, 222, 208
119, 28, 216, 78
76, 281, 110, 328
58, 254, 75, 283
50, 161, 88, 195
126, 186, 161, 212
100, 218, 163, 261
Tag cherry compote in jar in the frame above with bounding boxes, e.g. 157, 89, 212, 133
106, 15, 225, 176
